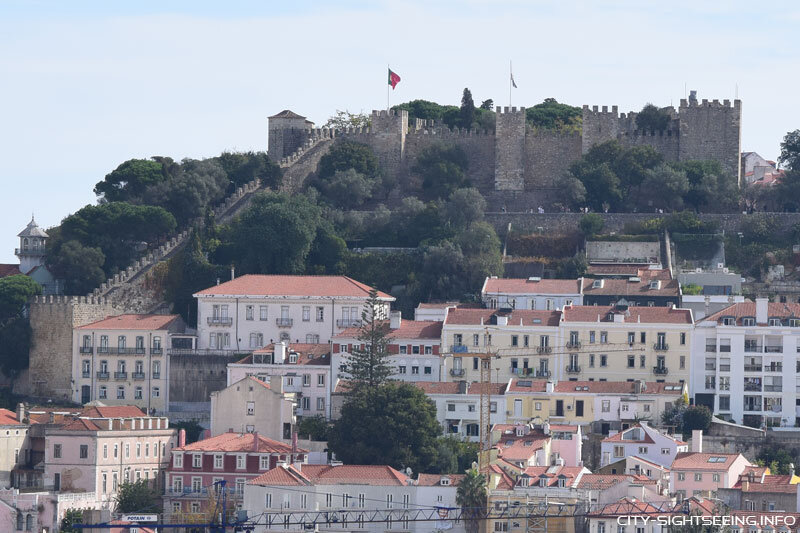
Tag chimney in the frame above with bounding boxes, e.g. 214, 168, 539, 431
253, 431, 259, 452
543, 422, 550, 435
179, 428, 186, 447
270, 375, 284, 394
389, 311, 402, 330
231, 265, 236, 280
496, 315, 508, 326
546, 381, 554, 393
691, 429, 703, 453
216, 278, 220, 286
107, 418, 113, 430
292, 431, 298, 455
16, 402, 25, 423
756, 297, 769, 324
634, 381, 642, 394
274, 341, 287, 364
48, 412, 55, 424
742, 479, 749, 491
458, 381, 468, 394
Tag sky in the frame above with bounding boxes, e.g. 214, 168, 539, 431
1, 0, 799, 263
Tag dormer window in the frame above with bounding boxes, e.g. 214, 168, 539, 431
539, 477, 547, 487
592, 279, 604, 289
518, 477, 529, 487
790, 319, 800, 327
288, 353, 298, 363
722, 317, 735, 326
649, 281, 660, 290
557, 478, 566, 488
742, 317, 756, 327
440, 477, 450, 486
768, 318, 782, 327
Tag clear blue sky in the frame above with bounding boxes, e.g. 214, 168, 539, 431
1, 0, 798, 263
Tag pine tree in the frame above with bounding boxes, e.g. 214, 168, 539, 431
460, 88, 476, 130
343, 289, 394, 391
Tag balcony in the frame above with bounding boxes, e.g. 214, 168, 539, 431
652, 366, 668, 375
132, 372, 146, 380
764, 385, 783, 392
704, 364, 716, 371
653, 343, 669, 351
96, 372, 109, 380
764, 345, 783, 353
450, 369, 465, 377
276, 318, 293, 327
79, 346, 93, 354
15, 247, 45, 256
537, 346, 552, 355
207, 317, 233, 326
744, 365, 763, 372
744, 404, 762, 413
565, 365, 581, 374
106, 348, 139, 355
764, 364, 783, 372
719, 345, 731, 353
114, 372, 128, 380
81, 371, 90, 378
153, 373, 161, 380
336, 319, 362, 328
566, 341, 581, 349
536, 370, 551, 378
744, 344, 763, 353
743, 382, 762, 392
705, 345, 717, 353
151, 347, 163, 355
450, 344, 469, 353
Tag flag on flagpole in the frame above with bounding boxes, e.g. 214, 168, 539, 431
511, 71, 517, 89
388, 68, 401, 89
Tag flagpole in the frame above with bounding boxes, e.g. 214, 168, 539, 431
387, 64, 390, 111
509, 60, 512, 107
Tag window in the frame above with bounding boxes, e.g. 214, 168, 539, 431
638, 446, 648, 454
134, 386, 143, 399
598, 522, 606, 533
260, 456, 269, 470
424, 366, 432, 374
317, 398, 325, 411
78, 444, 88, 459
316, 307, 324, 322
125, 444, 130, 458
695, 473, 702, 482
628, 332, 635, 344
400, 345, 407, 354
589, 354, 595, 367
249, 333, 264, 348
719, 396, 730, 410
174, 454, 183, 468
589, 331, 596, 343
260, 305, 268, 320
411, 366, 419, 375
302, 397, 310, 410
495, 522, 509, 532
743, 317, 756, 326
679, 355, 686, 369
237, 455, 245, 469
640, 355, 646, 368
117, 386, 125, 399
600, 355, 607, 367
398, 365, 406, 374
247, 402, 255, 416
600, 331, 608, 343
472, 334, 479, 346
303, 374, 311, 387
678, 472, 685, 481
535, 402, 542, 410
713, 473, 720, 483
627, 355, 635, 368
412, 345, 420, 355
602, 400, 610, 412
661, 448, 670, 455
99, 386, 107, 399
318, 374, 325, 387
153, 386, 160, 398
613, 445, 624, 458
425, 345, 433, 355
511, 335, 518, 347
302, 306, 310, 321
680, 332, 686, 345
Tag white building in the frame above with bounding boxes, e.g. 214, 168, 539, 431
194, 275, 394, 351
600, 423, 688, 468
332, 311, 442, 383
210, 376, 296, 441
0, 409, 28, 488
481, 277, 584, 310
692, 298, 800, 427
243, 464, 466, 533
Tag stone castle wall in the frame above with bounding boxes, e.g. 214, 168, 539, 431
524, 129, 582, 189
168, 354, 237, 403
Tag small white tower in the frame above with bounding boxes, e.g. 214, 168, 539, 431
15, 216, 48, 274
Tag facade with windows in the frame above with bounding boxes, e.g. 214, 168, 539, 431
559, 304, 693, 384
226, 343, 331, 419
0, 408, 28, 489
194, 274, 394, 351
481, 277, 584, 310
581, 269, 681, 307
43, 406, 175, 508
332, 312, 443, 383
209, 376, 297, 442
587, 497, 716, 533
243, 464, 464, 533
600, 423, 688, 469
669, 452, 752, 499
72, 314, 189, 414
692, 299, 800, 427
164, 432, 306, 524
441, 308, 562, 384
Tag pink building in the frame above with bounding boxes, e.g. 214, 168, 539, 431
227, 342, 331, 419
670, 451, 752, 499
492, 423, 583, 467
44, 406, 176, 508
600, 422, 688, 468
164, 432, 307, 521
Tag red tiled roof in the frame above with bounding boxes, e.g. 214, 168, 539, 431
176, 432, 304, 454
194, 275, 393, 299
269, 110, 307, 119
334, 320, 442, 340
581, 276, 680, 297
549, 424, 579, 432
602, 425, 656, 444
589, 497, 676, 518
562, 305, 692, 324
517, 466, 585, 486
705, 302, 800, 325
671, 452, 745, 471
416, 302, 460, 309
497, 437, 549, 461
0, 264, 22, 278
248, 465, 309, 486
483, 278, 582, 295
409, 381, 507, 395
243, 343, 331, 365
506, 379, 548, 393
61, 418, 101, 431
445, 309, 561, 327
0, 408, 21, 426
79, 406, 146, 418
553, 381, 684, 395
416, 473, 466, 486
732, 474, 797, 493
486, 464, 515, 490
77, 314, 181, 330
251, 464, 410, 486
577, 474, 630, 489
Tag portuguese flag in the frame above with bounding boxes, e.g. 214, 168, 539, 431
388, 68, 401, 89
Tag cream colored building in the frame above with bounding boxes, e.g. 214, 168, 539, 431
72, 314, 189, 414
210, 376, 296, 442
441, 308, 563, 383
558, 304, 693, 384
0, 408, 28, 488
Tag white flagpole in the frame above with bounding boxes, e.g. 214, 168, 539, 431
509, 60, 512, 107
387, 64, 390, 111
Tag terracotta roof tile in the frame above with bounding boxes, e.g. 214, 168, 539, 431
416, 473, 466, 486
517, 465, 585, 486
194, 275, 393, 299
445, 309, 561, 327
581, 276, 680, 297
77, 314, 181, 330
176, 432, 304, 454
248, 465, 309, 486
705, 302, 800, 325
409, 381, 507, 395
483, 278, 582, 296
671, 452, 745, 471
334, 320, 442, 341
506, 379, 549, 393
553, 381, 685, 395
79, 406, 146, 418
577, 474, 630, 489
562, 305, 692, 324
0, 408, 21, 426
243, 343, 331, 365
251, 464, 409, 486
0, 264, 22, 278
61, 418, 101, 431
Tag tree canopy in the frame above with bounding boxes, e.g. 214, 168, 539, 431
413, 144, 471, 200
526, 98, 582, 132
115, 480, 161, 513
342, 289, 395, 392
457, 469, 487, 533
324, 110, 371, 130
460, 88, 476, 130
94, 158, 167, 202
0, 275, 41, 378
780, 129, 800, 172
636, 104, 672, 132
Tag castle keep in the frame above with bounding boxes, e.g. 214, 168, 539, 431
268, 94, 742, 207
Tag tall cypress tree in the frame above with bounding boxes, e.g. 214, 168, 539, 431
460, 88, 475, 130
343, 289, 394, 392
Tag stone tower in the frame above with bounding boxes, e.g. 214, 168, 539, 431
267, 110, 314, 161
581, 105, 620, 154
15, 216, 47, 275
494, 107, 526, 190
368, 109, 408, 170
678, 97, 742, 186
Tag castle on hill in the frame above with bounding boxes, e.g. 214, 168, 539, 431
268, 92, 741, 209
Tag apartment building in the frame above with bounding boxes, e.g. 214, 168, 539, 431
441, 308, 562, 383
164, 432, 307, 523
227, 342, 331, 419
194, 275, 394, 351
600, 423, 688, 468
693, 299, 800, 427
491, 422, 582, 467
210, 376, 296, 441
669, 452, 752, 499
0, 408, 28, 488
481, 277, 583, 310
588, 497, 715, 533
332, 311, 442, 383
581, 269, 681, 307
559, 304, 693, 384
72, 314, 188, 413
718, 467, 800, 512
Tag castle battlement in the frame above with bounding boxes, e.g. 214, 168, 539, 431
680, 98, 741, 109
371, 109, 405, 118
495, 106, 526, 114
583, 104, 620, 117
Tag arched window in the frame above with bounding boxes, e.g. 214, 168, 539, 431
25, 514, 33, 531
22, 238, 28, 250
16, 512, 23, 531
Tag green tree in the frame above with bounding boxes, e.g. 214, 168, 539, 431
318, 141, 380, 181
636, 104, 671, 132
0, 275, 41, 377
638, 164, 690, 211
324, 110, 371, 130
526, 98, 582, 132
319, 169, 374, 208
460, 88, 476, 129
661, 397, 688, 432
47, 241, 106, 295
579, 213, 604, 236
557, 253, 588, 278
328, 383, 442, 473
480, 99, 494, 110
305, 223, 348, 274
559, 174, 587, 209
444, 188, 486, 231
298, 415, 330, 441
756, 442, 798, 475
780, 130, 800, 171
342, 289, 395, 392
413, 144, 470, 200
456, 469, 487, 533
392, 100, 460, 126
431, 437, 479, 475
94, 159, 167, 202
216, 151, 282, 192
682, 405, 713, 433
682, 284, 703, 295
115, 480, 160, 513
773, 170, 800, 212
0, 275, 41, 319
60, 509, 86, 533
141, 158, 229, 224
